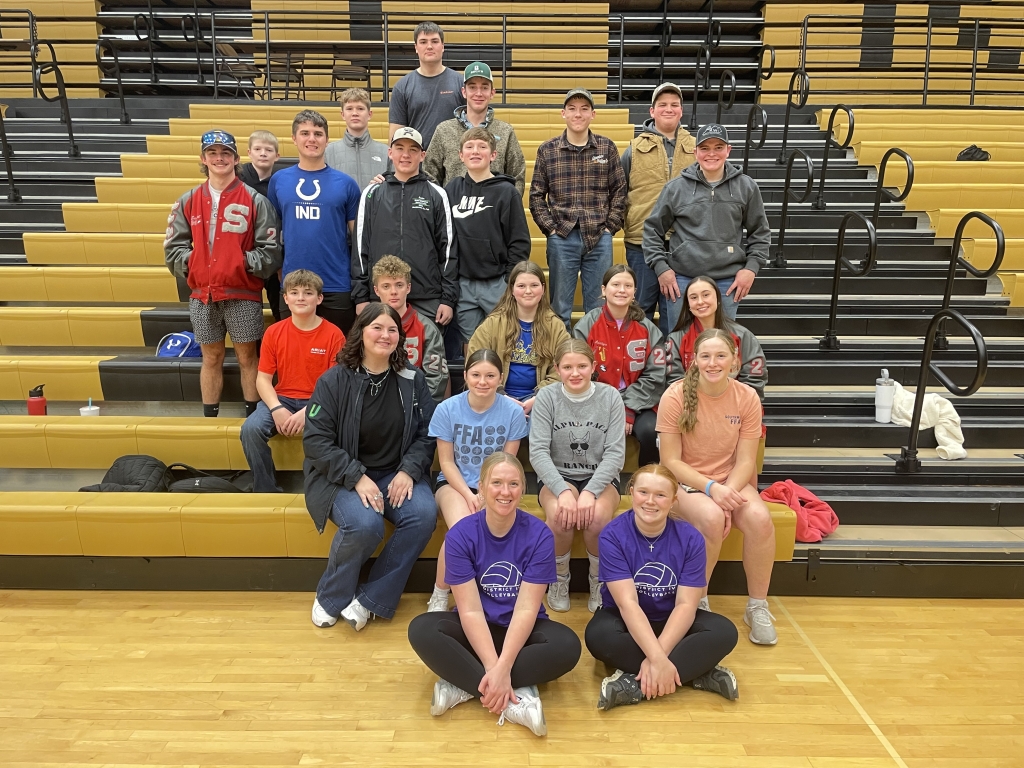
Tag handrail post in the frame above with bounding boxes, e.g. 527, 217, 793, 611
743, 104, 767, 176
96, 40, 130, 124
754, 43, 775, 103
133, 13, 156, 85
813, 104, 854, 209
778, 68, 809, 164
716, 69, 736, 123
895, 308, 988, 473
688, 44, 711, 131
970, 19, 979, 106
871, 147, 914, 232
819, 211, 877, 351
34, 43, 80, 158
0, 106, 22, 203
772, 149, 814, 269
923, 15, 932, 106
501, 14, 507, 105
382, 12, 389, 101
618, 14, 624, 102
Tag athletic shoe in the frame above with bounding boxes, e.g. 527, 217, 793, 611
588, 574, 602, 612
498, 685, 546, 736
430, 678, 473, 716
597, 669, 643, 711
698, 596, 710, 613
311, 597, 338, 628
340, 598, 371, 631
426, 589, 450, 613
744, 600, 778, 645
546, 575, 570, 612
691, 664, 739, 701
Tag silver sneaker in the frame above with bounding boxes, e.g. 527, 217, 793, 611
430, 678, 473, 716
691, 664, 739, 700
698, 596, 710, 613
546, 575, 570, 612
340, 598, 371, 631
426, 589, 450, 613
498, 685, 546, 736
311, 597, 338, 628
588, 574, 603, 613
597, 669, 643, 711
744, 600, 778, 645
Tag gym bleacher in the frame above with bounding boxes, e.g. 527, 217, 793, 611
1, 0, 1023, 600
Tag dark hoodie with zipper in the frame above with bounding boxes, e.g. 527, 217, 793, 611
352, 170, 458, 309
642, 161, 770, 281
444, 173, 531, 281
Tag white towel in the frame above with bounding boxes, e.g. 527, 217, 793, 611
890, 381, 967, 460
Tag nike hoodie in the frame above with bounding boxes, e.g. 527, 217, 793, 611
444, 173, 531, 281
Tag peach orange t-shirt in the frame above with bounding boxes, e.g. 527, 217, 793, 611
656, 378, 762, 483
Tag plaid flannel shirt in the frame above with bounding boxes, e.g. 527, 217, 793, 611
529, 130, 627, 252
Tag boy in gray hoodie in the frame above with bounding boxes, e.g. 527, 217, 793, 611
642, 123, 770, 328
324, 88, 390, 190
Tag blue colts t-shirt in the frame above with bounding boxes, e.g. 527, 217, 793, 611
504, 320, 537, 400
445, 509, 557, 627
599, 511, 707, 622
267, 164, 361, 293
429, 392, 530, 490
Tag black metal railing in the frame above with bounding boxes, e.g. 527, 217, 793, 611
754, 43, 776, 103
95, 40, 130, 125
743, 104, 767, 176
0, 107, 22, 204
894, 309, 987, 473
33, 42, 80, 158
819, 211, 877, 351
772, 149, 814, 269
871, 148, 914, 232
181, 14, 207, 86
778, 69, 810, 164
812, 105, 854, 209
716, 70, 736, 123
132, 12, 158, 85
689, 43, 713, 130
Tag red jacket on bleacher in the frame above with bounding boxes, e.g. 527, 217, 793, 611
164, 178, 282, 304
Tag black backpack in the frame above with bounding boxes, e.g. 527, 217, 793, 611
167, 463, 253, 493
79, 454, 173, 492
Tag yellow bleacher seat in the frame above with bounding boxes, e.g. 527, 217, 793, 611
76, 493, 193, 557
137, 418, 235, 469
0, 265, 174, 304
0, 359, 20, 400
68, 308, 149, 347
907, 184, 1024, 210
855, 141, 1024, 164
181, 495, 293, 557
0, 417, 50, 468
45, 416, 147, 469
24, 232, 168, 266
965, 238, 1024, 271
14, 356, 110, 402
0, 307, 73, 346
0, 492, 84, 555
63, 203, 168, 234
930, 209, 1024, 239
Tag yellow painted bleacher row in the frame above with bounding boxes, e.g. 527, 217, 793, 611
0, 356, 110, 401
0, 266, 178, 303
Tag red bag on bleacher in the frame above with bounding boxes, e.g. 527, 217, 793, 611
760, 480, 839, 543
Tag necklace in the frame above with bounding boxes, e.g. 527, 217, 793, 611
363, 366, 391, 397
634, 517, 666, 552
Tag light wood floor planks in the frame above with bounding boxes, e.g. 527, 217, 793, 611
1, 590, 1022, 767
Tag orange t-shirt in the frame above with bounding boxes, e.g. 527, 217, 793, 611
655, 378, 762, 483
258, 318, 345, 399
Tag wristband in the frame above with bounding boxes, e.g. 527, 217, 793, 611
270, 405, 288, 414
704, 480, 716, 497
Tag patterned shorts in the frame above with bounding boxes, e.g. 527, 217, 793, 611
188, 298, 265, 345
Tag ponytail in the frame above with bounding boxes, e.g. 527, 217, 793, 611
678, 361, 701, 433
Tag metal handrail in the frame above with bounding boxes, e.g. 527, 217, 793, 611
181, 14, 205, 86
32, 42, 80, 158
688, 43, 712, 130
715, 69, 736, 123
894, 309, 988, 473
132, 12, 157, 85
812, 105, 854, 209
743, 104, 767, 176
871, 147, 914, 231
0, 106, 22, 203
754, 43, 775, 103
705, 0, 722, 51
933, 212, 1005, 350
95, 39, 130, 125
658, 19, 673, 84
819, 211, 877, 351
777, 68, 809, 164
772, 149, 814, 269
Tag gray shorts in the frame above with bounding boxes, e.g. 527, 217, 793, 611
188, 298, 265, 345
457, 275, 507, 343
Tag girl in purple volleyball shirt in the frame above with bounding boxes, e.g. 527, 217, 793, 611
585, 464, 739, 711
407, 452, 581, 737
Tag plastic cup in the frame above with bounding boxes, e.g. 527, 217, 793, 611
80, 405, 100, 417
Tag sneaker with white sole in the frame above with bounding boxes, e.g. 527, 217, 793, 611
691, 664, 739, 700
311, 597, 338, 628
340, 597, 371, 631
744, 600, 778, 645
430, 678, 473, 716
498, 685, 546, 736
588, 574, 602, 613
426, 588, 450, 613
546, 575, 570, 612
698, 596, 710, 613
597, 669, 643, 711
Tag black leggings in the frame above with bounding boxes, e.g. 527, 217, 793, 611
584, 607, 737, 681
408, 611, 582, 696
633, 409, 659, 466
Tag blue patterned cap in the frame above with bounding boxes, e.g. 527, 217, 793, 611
201, 130, 238, 154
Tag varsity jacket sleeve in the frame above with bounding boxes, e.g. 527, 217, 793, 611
421, 315, 450, 402
506, 131, 527, 198
163, 189, 195, 279
605, 142, 628, 235
642, 181, 678, 277
397, 369, 438, 483
351, 183, 377, 304
244, 190, 283, 279
621, 320, 666, 418
528, 387, 571, 498
663, 331, 685, 387
528, 144, 556, 235
585, 386, 627, 498
303, 372, 365, 491
431, 182, 459, 308
503, 187, 532, 276
742, 178, 771, 274
733, 323, 768, 401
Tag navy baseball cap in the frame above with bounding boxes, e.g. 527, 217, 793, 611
695, 123, 730, 146
201, 130, 238, 154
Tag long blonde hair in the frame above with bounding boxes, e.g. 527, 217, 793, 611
492, 261, 561, 366
678, 328, 738, 433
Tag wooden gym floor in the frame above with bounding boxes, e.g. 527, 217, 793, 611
1, 591, 1022, 767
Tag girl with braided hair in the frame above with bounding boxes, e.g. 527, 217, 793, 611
655, 328, 778, 646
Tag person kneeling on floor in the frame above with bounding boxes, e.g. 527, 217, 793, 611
240, 269, 345, 493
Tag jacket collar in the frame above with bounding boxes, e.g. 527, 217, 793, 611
601, 303, 633, 332
556, 130, 597, 151
455, 105, 494, 130
343, 130, 371, 148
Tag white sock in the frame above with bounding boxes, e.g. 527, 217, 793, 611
555, 552, 571, 579
587, 551, 600, 580
431, 586, 449, 600
747, 597, 768, 609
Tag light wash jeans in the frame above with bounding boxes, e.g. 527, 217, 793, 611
546, 227, 613, 328
239, 395, 307, 493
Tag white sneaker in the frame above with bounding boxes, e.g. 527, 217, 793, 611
698, 596, 710, 613
426, 588, 450, 613
744, 599, 778, 645
588, 574, 603, 613
311, 597, 337, 628
340, 598, 371, 631
498, 685, 546, 736
430, 678, 473, 716
546, 575, 570, 612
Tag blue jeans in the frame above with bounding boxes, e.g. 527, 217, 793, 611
240, 395, 307, 493
316, 469, 437, 620
660, 274, 738, 334
624, 244, 660, 325
546, 228, 613, 328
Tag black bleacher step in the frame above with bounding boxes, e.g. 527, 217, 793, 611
762, 361, 1023, 388
766, 397, 1024, 417
3, 96, 186, 122
765, 418, 1024, 449
0, 206, 65, 225
5, 138, 148, 154
737, 315, 1023, 337
793, 486, 1024, 527
752, 274, 986, 295
738, 295, 1007, 311
765, 213, 919, 230
6, 158, 126, 176
759, 459, 1024, 487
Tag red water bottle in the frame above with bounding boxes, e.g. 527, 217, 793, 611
27, 384, 47, 415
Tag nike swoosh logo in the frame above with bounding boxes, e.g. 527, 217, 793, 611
452, 205, 493, 219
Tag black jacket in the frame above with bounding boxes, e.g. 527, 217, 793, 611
302, 363, 437, 533
352, 171, 458, 307
444, 174, 531, 281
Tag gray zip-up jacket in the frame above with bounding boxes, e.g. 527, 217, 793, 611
325, 131, 390, 190
529, 382, 626, 499
642, 161, 770, 280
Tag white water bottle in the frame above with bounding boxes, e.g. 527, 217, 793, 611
875, 368, 895, 423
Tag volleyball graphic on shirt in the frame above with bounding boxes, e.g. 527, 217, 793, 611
633, 562, 678, 598
480, 561, 523, 599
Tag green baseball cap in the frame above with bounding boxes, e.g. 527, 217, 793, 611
464, 61, 493, 83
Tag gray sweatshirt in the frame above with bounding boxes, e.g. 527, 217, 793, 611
642, 161, 771, 280
324, 131, 390, 190
529, 382, 626, 498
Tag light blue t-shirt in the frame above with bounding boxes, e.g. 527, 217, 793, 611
267, 164, 361, 293
429, 391, 529, 489
504, 320, 537, 401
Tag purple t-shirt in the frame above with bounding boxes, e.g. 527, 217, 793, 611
599, 511, 707, 622
445, 509, 556, 627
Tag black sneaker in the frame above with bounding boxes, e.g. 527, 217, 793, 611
597, 669, 643, 711
691, 664, 739, 701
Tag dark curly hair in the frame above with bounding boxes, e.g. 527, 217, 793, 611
337, 302, 408, 373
